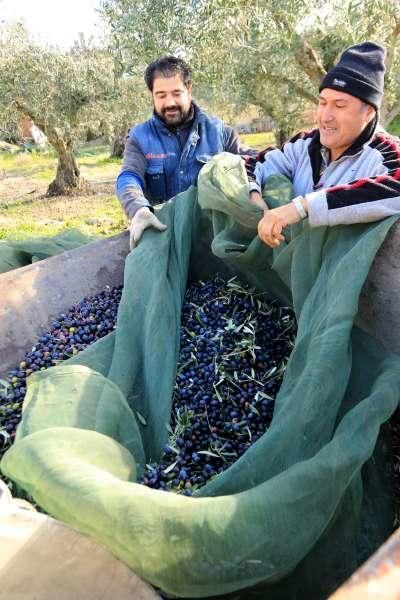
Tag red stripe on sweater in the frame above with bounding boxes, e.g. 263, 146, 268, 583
328, 170, 400, 194
374, 133, 400, 159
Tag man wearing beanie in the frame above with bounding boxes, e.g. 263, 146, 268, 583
249, 41, 400, 248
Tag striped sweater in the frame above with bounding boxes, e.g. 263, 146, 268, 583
253, 125, 400, 226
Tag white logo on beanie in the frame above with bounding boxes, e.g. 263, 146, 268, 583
333, 78, 346, 87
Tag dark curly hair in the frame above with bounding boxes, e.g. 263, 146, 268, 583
144, 56, 192, 91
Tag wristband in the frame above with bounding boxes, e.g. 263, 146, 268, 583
292, 196, 307, 220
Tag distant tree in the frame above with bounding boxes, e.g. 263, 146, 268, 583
101, 0, 400, 143
0, 24, 117, 195
0, 113, 22, 145
107, 72, 150, 158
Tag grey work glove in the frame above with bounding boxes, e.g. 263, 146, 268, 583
129, 206, 167, 250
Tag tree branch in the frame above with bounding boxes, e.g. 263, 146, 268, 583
384, 17, 400, 81
293, 34, 327, 85
253, 4, 326, 85
261, 70, 318, 104
382, 98, 400, 128
13, 99, 71, 151
267, 8, 326, 84
236, 42, 318, 103
13, 99, 47, 136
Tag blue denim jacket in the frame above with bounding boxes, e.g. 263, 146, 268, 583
116, 103, 241, 218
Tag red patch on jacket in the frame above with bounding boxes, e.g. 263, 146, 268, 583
145, 153, 168, 159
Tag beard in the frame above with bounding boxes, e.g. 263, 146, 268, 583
156, 104, 191, 127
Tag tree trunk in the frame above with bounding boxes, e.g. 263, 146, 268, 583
110, 130, 126, 158
46, 134, 92, 197
276, 127, 290, 147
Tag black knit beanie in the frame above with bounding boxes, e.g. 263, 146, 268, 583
319, 42, 386, 110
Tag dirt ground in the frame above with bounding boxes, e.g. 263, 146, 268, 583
0, 176, 47, 205
0, 175, 115, 207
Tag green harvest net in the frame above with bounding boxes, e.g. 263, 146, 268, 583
2, 153, 400, 599
0, 229, 97, 274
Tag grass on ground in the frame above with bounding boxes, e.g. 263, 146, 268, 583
240, 131, 275, 149
0, 144, 121, 182
0, 195, 126, 240
0, 142, 125, 240
0, 132, 273, 241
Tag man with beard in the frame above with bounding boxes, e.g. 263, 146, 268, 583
117, 55, 249, 248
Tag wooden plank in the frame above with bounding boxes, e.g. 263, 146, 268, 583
329, 527, 400, 600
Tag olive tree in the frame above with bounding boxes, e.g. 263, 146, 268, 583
101, 0, 400, 142
0, 24, 117, 195
106, 68, 150, 158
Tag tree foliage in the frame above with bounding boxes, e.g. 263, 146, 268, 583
0, 23, 145, 193
101, 0, 400, 140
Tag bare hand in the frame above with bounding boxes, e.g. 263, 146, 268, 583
258, 202, 302, 247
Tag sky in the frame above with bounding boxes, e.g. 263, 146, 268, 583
1, 0, 105, 49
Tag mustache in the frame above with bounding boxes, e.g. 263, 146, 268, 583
162, 106, 181, 113
155, 104, 190, 126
